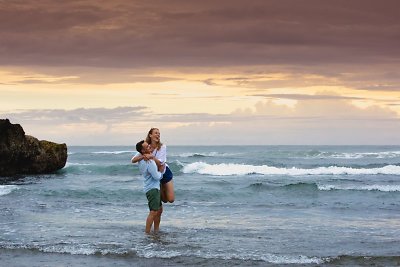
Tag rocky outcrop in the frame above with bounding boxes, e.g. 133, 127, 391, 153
0, 119, 67, 177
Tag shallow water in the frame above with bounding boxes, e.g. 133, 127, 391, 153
1, 146, 400, 266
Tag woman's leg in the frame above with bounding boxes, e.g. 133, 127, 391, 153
163, 181, 175, 203
160, 183, 167, 203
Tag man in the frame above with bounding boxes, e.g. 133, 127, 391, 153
133, 140, 163, 234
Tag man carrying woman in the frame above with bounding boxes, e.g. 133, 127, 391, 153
132, 128, 174, 203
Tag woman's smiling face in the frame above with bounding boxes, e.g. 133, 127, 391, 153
150, 128, 160, 144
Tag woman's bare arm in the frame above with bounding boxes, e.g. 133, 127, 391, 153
152, 157, 166, 173
131, 153, 153, 163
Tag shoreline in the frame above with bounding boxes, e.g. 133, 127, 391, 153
0, 248, 279, 267
1, 248, 399, 267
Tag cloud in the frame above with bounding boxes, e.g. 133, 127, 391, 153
2, 1, 399, 145
1, 0, 400, 69
251, 93, 365, 101
1, 1, 400, 94
196, 67, 400, 94
3, 106, 149, 124
2, 94, 399, 145
357, 84, 400, 91
1, 67, 185, 85
164, 98, 400, 145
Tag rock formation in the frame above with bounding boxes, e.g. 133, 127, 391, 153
0, 119, 67, 177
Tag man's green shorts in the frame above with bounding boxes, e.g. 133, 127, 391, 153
146, 188, 162, 211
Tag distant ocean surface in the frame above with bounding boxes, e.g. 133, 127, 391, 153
1, 146, 400, 266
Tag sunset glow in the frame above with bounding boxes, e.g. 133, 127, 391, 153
1, 1, 399, 145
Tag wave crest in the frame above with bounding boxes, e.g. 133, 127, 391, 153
171, 152, 239, 158
182, 162, 400, 176
0, 244, 323, 264
0, 185, 19, 196
318, 184, 400, 192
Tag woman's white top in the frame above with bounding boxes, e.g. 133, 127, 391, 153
153, 144, 168, 174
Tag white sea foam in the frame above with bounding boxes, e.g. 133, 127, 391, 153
331, 151, 400, 159
261, 254, 323, 264
34, 241, 325, 264
138, 248, 183, 258
67, 151, 133, 155
40, 245, 97, 255
170, 152, 239, 158
92, 151, 133, 155
136, 243, 324, 264
0, 185, 19, 196
195, 250, 323, 264
318, 184, 400, 192
3, 243, 324, 264
182, 162, 400, 176
65, 162, 94, 167
297, 150, 400, 159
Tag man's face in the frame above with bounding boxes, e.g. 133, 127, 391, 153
141, 141, 151, 154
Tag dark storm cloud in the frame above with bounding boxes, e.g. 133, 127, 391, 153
1, 0, 399, 68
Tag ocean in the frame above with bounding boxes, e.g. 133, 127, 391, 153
1, 145, 400, 266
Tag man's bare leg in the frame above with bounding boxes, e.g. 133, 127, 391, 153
145, 211, 157, 234
153, 206, 163, 233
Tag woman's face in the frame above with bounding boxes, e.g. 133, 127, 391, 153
149, 128, 160, 144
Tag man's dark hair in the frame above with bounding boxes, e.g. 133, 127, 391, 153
136, 140, 145, 153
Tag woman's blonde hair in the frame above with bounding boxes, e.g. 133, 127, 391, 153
145, 128, 163, 150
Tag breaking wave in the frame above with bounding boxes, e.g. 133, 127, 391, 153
182, 162, 400, 176
0, 244, 324, 264
0, 185, 19, 196
318, 184, 400, 192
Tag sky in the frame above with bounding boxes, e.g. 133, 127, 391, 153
1, 0, 400, 145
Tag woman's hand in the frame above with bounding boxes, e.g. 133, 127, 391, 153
143, 153, 154, 161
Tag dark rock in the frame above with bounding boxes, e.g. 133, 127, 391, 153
0, 119, 67, 177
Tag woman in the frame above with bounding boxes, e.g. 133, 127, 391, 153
132, 128, 175, 203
